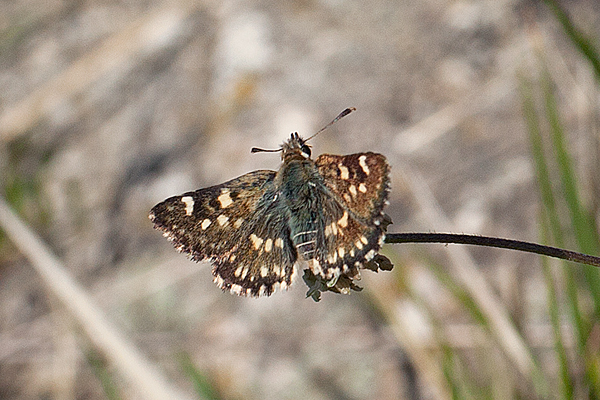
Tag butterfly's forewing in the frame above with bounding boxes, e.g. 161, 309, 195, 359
150, 170, 275, 259
311, 152, 390, 279
315, 153, 390, 222
150, 170, 298, 296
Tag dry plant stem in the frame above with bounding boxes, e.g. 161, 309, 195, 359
0, 197, 192, 400
385, 233, 600, 268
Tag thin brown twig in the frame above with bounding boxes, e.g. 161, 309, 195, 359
385, 232, 600, 268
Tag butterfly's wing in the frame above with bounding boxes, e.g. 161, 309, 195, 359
211, 190, 298, 297
150, 170, 297, 296
316, 152, 389, 222
310, 152, 390, 280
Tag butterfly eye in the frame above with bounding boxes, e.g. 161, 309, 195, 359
301, 144, 311, 158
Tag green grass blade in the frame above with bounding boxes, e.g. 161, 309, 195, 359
179, 353, 221, 400
520, 73, 596, 397
398, 259, 488, 400
542, 71, 600, 315
521, 67, 600, 397
542, 0, 600, 83
540, 215, 573, 400
543, 71, 599, 253
87, 351, 123, 400
440, 343, 488, 400
428, 259, 486, 327
520, 73, 588, 346
427, 257, 529, 399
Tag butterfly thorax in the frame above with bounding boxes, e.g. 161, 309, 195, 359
275, 135, 327, 262
276, 159, 319, 196
276, 132, 323, 212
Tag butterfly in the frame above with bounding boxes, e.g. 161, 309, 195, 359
149, 108, 391, 297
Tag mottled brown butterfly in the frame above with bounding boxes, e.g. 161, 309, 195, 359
150, 108, 390, 297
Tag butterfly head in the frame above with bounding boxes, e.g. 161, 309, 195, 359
250, 107, 356, 161
281, 132, 312, 161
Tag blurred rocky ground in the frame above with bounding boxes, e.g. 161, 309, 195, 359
0, 0, 599, 398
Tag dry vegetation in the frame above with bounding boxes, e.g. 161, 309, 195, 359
1, 0, 600, 399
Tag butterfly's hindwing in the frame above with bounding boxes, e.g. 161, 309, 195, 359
276, 152, 390, 282
212, 189, 298, 297
315, 153, 390, 223
300, 153, 390, 281
314, 201, 387, 280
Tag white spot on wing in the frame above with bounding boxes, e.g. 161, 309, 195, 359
264, 238, 273, 252
201, 218, 212, 230
337, 211, 349, 228
359, 155, 370, 175
331, 222, 338, 235
311, 259, 323, 276
181, 196, 194, 216
234, 265, 243, 277
358, 183, 367, 193
230, 284, 244, 295
366, 249, 376, 260
349, 185, 357, 196
217, 214, 229, 226
339, 164, 350, 180
291, 264, 300, 282
218, 190, 233, 208
272, 281, 281, 293
250, 233, 264, 250
259, 285, 267, 296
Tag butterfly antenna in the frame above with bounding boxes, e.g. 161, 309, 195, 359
251, 107, 356, 153
251, 147, 282, 154
304, 107, 356, 142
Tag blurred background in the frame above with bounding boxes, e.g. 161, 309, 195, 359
1, 0, 600, 398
